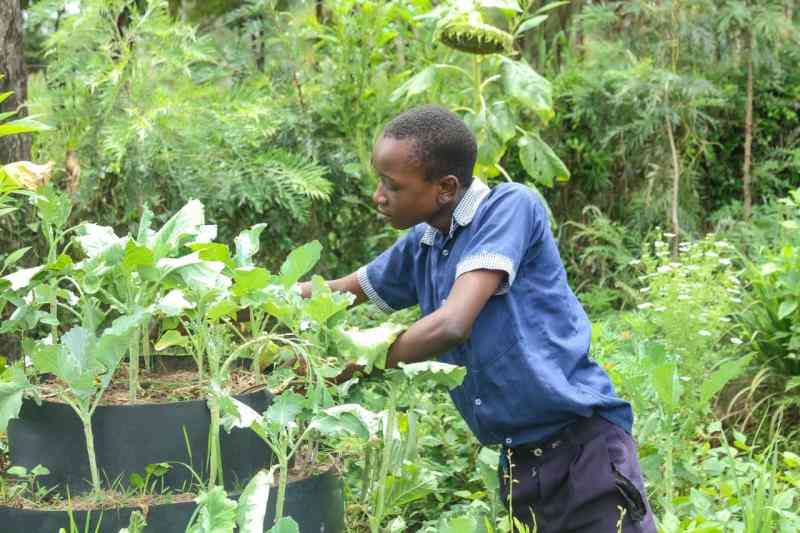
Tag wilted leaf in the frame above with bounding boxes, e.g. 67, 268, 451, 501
2, 161, 53, 190
76, 224, 124, 260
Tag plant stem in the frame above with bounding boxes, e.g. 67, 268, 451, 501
275, 453, 289, 523
80, 413, 101, 493
142, 318, 151, 371
371, 390, 397, 533
208, 398, 221, 489
472, 56, 483, 114
128, 327, 140, 403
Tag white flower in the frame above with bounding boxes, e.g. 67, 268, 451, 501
698, 330, 712, 337
730, 337, 743, 345
637, 303, 654, 310
654, 306, 667, 312
628, 259, 642, 266
657, 265, 672, 274
719, 258, 732, 266
663, 232, 676, 238
719, 316, 732, 322
705, 251, 719, 258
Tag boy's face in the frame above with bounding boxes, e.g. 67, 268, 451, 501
371, 136, 455, 230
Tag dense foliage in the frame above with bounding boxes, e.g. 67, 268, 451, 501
1, 0, 799, 532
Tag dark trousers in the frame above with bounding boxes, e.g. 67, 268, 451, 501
499, 416, 657, 533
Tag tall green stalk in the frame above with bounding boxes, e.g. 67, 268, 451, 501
78, 410, 101, 493
370, 388, 398, 533
128, 327, 140, 403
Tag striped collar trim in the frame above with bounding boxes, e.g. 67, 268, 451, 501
421, 178, 490, 246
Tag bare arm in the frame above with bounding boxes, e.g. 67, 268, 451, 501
298, 271, 367, 305
385, 269, 505, 368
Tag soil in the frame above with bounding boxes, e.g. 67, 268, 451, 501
1, 488, 197, 512
36, 358, 264, 405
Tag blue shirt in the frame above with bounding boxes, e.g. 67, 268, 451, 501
357, 178, 633, 446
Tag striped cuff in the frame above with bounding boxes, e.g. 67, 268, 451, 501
357, 266, 395, 313
456, 252, 515, 295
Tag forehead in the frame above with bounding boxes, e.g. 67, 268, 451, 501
372, 136, 423, 176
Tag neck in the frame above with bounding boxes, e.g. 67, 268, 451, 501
428, 188, 466, 234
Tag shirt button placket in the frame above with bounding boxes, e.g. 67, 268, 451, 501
474, 398, 482, 406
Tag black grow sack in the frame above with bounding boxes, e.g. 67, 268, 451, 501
7, 389, 272, 494
0, 471, 344, 533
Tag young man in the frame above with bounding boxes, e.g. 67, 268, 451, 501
306, 105, 656, 532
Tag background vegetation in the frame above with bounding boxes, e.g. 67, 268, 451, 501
1, 0, 800, 531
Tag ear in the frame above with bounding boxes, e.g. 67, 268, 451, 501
437, 175, 461, 205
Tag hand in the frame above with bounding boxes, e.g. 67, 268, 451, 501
331, 362, 365, 385
297, 281, 312, 299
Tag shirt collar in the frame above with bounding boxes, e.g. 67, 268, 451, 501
421, 178, 490, 246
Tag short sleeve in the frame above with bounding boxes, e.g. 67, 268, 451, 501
455, 185, 543, 294
357, 230, 419, 313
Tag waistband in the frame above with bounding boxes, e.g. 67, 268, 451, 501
505, 415, 616, 460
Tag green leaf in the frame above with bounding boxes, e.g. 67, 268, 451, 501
3, 247, 30, 268
488, 101, 516, 144
0, 366, 31, 432
122, 240, 155, 272
778, 300, 798, 320
267, 517, 299, 533
439, 515, 479, 533
234, 223, 267, 268
399, 361, 467, 390
189, 243, 235, 269
232, 267, 271, 297
304, 276, 353, 325
173, 259, 231, 292
517, 133, 570, 187
216, 391, 264, 433
265, 391, 305, 428
278, 241, 322, 288
334, 323, 405, 372
188, 486, 237, 533
534, 1, 570, 15
206, 297, 237, 322
651, 362, 680, 413
501, 59, 554, 124
700, 355, 752, 405
390, 66, 437, 102
75, 224, 124, 260
312, 403, 382, 439
152, 200, 205, 261
34, 186, 71, 230
155, 330, 189, 351
236, 469, 272, 533
515, 14, 548, 36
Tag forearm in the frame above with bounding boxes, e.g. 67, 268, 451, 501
386, 309, 466, 368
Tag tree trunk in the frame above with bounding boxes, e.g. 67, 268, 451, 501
666, 117, 681, 257
742, 32, 754, 221
0, 0, 31, 164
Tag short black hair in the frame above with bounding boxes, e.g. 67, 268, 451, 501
381, 105, 477, 188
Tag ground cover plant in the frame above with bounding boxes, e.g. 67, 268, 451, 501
1, 1, 800, 532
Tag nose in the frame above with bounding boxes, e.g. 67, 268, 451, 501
373, 182, 386, 207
